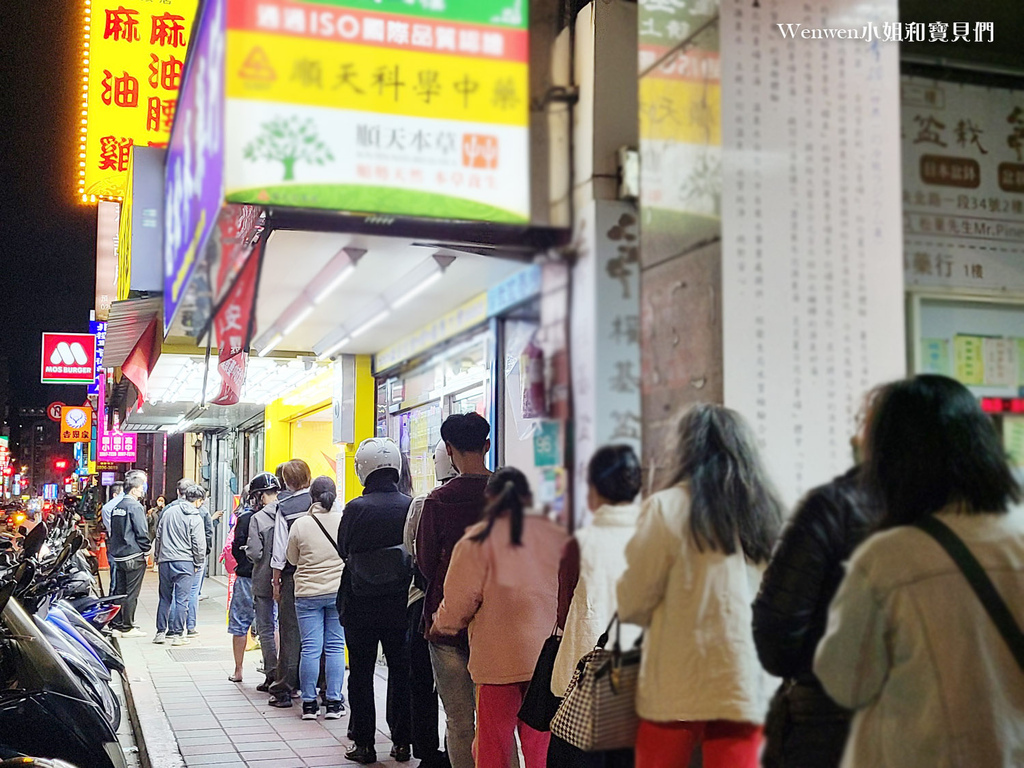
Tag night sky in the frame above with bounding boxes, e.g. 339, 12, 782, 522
2, 1, 98, 411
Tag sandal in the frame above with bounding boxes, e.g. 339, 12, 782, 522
228, 675, 243, 683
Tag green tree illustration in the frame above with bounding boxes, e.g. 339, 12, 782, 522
242, 116, 333, 182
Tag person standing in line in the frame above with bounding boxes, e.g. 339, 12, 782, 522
268, 459, 313, 707
108, 469, 151, 637
617, 405, 783, 768
337, 438, 414, 765
153, 483, 207, 646
286, 475, 346, 720
404, 441, 457, 768
549, 446, 644, 768
432, 467, 568, 768
146, 495, 165, 570
186, 487, 215, 636
101, 481, 125, 590
246, 470, 283, 692
815, 375, 1024, 768
227, 489, 259, 683
751, 390, 884, 768
416, 413, 493, 768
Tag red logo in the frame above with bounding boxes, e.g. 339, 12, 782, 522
462, 134, 499, 169
41, 333, 97, 385
238, 47, 276, 82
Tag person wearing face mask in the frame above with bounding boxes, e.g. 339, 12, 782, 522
108, 469, 152, 638
153, 482, 207, 646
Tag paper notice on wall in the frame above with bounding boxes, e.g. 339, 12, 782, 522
921, 339, 950, 375
982, 338, 1019, 387
1005, 419, 1024, 468
720, 0, 905, 506
953, 336, 985, 385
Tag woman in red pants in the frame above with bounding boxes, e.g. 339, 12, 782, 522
617, 405, 784, 768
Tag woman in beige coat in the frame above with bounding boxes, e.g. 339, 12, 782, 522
617, 405, 783, 768
815, 375, 1024, 767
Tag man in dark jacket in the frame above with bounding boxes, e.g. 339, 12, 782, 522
337, 438, 413, 765
415, 413, 492, 768
246, 470, 282, 692
108, 469, 151, 637
227, 490, 258, 683
752, 466, 878, 768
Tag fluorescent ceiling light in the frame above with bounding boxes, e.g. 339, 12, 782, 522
391, 270, 443, 309
283, 305, 314, 336
258, 333, 283, 357
317, 336, 352, 361
313, 264, 356, 305
349, 310, 391, 339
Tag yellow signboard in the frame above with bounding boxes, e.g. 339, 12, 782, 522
60, 406, 94, 444
78, 0, 197, 203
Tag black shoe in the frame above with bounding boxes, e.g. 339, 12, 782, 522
301, 700, 319, 720
255, 679, 271, 693
345, 745, 377, 764
324, 700, 345, 719
390, 745, 411, 762
268, 695, 292, 708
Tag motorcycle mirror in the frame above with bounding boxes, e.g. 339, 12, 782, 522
14, 560, 35, 592
68, 531, 85, 555
49, 540, 74, 574
21, 522, 47, 560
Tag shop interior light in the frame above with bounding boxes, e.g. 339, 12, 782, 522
283, 305, 314, 336
258, 334, 283, 357
317, 336, 352, 361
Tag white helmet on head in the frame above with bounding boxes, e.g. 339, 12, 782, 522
354, 437, 403, 486
433, 439, 457, 483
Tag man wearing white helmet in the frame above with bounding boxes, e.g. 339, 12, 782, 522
336, 437, 414, 764
402, 441, 458, 768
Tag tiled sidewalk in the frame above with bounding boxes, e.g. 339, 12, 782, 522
118, 569, 415, 768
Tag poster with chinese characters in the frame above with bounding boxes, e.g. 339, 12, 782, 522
638, 0, 720, 261
79, 0, 197, 202
222, 0, 529, 222
902, 77, 1024, 292
721, 0, 906, 506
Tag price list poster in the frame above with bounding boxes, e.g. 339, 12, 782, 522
720, 0, 906, 505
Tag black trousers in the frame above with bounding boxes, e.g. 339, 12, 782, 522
408, 599, 444, 760
548, 734, 635, 768
112, 556, 146, 630
346, 623, 412, 749
269, 573, 300, 697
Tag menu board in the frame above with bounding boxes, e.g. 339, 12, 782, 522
902, 77, 1024, 293
721, 0, 905, 505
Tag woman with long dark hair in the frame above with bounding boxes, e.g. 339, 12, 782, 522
815, 375, 1024, 767
432, 467, 568, 768
617, 404, 783, 768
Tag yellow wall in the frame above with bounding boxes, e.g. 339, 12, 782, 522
263, 355, 376, 503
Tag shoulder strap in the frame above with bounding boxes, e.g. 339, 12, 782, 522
310, 514, 338, 550
915, 515, 1024, 672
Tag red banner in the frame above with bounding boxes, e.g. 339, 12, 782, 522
211, 253, 260, 406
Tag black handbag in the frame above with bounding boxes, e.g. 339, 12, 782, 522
518, 630, 562, 731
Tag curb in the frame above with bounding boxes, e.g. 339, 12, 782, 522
116, 636, 186, 768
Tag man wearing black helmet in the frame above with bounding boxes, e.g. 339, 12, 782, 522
227, 480, 262, 684
246, 469, 283, 692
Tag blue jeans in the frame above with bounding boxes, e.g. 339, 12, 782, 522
227, 576, 255, 636
187, 563, 206, 631
295, 594, 345, 703
157, 561, 195, 636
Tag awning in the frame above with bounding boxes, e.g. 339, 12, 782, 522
103, 297, 163, 368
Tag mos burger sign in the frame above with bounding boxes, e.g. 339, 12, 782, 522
41, 333, 97, 385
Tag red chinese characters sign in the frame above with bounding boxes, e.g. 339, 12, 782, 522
211, 252, 260, 405
78, 0, 197, 202
41, 333, 97, 384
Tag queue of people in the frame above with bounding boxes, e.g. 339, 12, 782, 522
110, 372, 1022, 768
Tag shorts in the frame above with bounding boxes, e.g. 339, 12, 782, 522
227, 575, 256, 636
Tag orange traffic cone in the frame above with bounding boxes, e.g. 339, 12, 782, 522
97, 533, 109, 570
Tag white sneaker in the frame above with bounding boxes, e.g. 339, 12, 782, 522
152, 632, 166, 644
171, 635, 190, 646
120, 627, 147, 638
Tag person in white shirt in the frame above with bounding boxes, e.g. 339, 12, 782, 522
815, 375, 1024, 768
617, 405, 784, 768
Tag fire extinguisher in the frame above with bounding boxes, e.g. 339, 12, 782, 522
521, 339, 547, 419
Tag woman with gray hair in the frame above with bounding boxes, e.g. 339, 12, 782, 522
617, 404, 784, 768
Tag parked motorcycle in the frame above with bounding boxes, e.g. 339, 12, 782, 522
0, 511, 129, 768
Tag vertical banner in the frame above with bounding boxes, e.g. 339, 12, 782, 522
210, 252, 260, 405
721, 0, 905, 505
